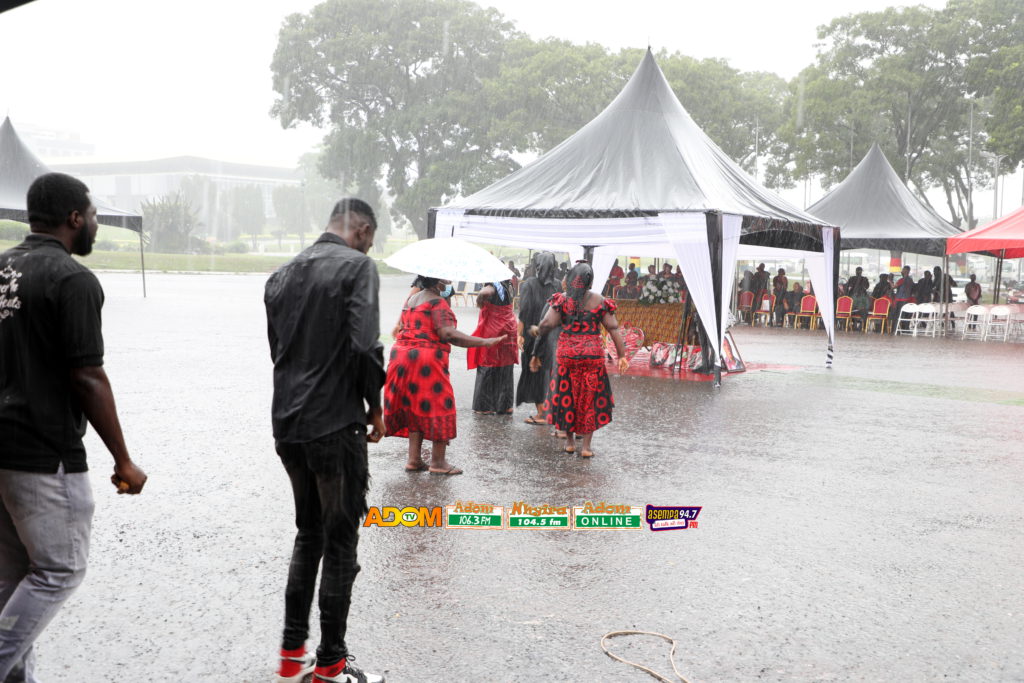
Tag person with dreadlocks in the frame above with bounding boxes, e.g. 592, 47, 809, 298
530, 262, 628, 458
468, 279, 518, 414
516, 253, 562, 424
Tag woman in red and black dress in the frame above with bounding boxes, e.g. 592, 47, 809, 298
468, 280, 518, 414
531, 262, 629, 458
385, 276, 505, 475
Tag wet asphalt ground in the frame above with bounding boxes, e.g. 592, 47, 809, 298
34, 272, 1024, 682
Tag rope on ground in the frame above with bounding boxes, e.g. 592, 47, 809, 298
600, 630, 692, 683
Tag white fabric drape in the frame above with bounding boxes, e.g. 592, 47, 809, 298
590, 248, 617, 294
719, 214, 742, 360
661, 212, 718, 360
433, 207, 837, 366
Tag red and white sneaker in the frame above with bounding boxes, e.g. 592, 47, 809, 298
312, 655, 385, 683
275, 644, 316, 683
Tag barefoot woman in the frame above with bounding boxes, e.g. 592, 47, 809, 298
385, 276, 505, 474
531, 262, 629, 458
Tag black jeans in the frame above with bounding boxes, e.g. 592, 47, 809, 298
276, 426, 369, 666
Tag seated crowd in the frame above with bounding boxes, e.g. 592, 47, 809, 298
739, 263, 974, 333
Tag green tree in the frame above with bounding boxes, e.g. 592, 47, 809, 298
272, 184, 309, 248
271, 0, 520, 237
228, 185, 267, 249
781, 1, 1024, 228
140, 192, 198, 253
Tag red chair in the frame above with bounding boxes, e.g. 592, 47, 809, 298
752, 294, 776, 327
789, 295, 819, 329
864, 297, 892, 334
835, 295, 853, 331
738, 291, 754, 323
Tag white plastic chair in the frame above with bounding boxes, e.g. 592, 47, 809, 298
894, 303, 919, 336
1008, 305, 1024, 342
945, 302, 969, 334
915, 303, 939, 337
983, 305, 1012, 342
961, 305, 988, 340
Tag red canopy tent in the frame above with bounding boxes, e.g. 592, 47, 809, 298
946, 206, 1024, 259
946, 206, 1024, 302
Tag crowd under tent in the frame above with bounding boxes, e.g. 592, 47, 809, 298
0, 116, 147, 294
807, 143, 960, 258
946, 205, 1024, 302
429, 49, 839, 381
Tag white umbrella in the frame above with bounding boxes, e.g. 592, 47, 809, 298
384, 238, 512, 283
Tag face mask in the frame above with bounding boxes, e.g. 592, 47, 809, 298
441, 284, 453, 298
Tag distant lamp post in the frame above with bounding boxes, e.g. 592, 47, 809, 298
983, 152, 1009, 220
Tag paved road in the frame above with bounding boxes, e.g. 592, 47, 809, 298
37, 273, 1024, 682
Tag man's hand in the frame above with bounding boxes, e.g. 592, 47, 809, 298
528, 325, 540, 338
367, 406, 385, 443
112, 461, 147, 495
529, 356, 542, 373
483, 335, 507, 348
517, 334, 525, 350
618, 357, 630, 374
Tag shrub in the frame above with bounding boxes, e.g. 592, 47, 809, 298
94, 239, 119, 252
223, 241, 250, 254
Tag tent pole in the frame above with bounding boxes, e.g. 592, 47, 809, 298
674, 292, 693, 377
705, 212, 724, 387
993, 250, 1005, 303
138, 230, 147, 298
941, 254, 949, 336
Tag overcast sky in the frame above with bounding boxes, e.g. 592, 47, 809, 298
0, 0, 952, 171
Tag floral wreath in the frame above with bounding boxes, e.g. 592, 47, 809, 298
638, 276, 682, 306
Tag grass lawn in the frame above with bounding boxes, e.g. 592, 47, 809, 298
0, 239, 404, 275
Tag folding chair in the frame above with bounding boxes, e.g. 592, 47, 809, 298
961, 305, 988, 340
450, 281, 469, 307
983, 305, 1012, 342
915, 303, 939, 337
894, 303, 919, 336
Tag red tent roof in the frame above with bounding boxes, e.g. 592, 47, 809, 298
946, 206, 1024, 259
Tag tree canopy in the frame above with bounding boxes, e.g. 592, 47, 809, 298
271, 0, 1024, 235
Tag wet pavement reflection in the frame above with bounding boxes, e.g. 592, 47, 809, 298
42, 273, 1024, 682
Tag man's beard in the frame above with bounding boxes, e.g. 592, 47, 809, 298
72, 225, 93, 256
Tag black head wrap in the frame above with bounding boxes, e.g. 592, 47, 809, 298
535, 252, 559, 289
564, 262, 594, 322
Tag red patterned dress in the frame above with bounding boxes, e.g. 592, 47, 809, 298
543, 293, 616, 434
384, 297, 458, 442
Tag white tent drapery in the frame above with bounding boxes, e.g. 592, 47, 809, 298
435, 209, 837, 370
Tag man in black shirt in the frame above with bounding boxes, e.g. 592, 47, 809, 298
264, 198, 386, 683
0, 173, 147, 681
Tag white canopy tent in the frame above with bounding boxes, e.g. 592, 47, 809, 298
434, 210, 838, 372
429, 50, 839, 381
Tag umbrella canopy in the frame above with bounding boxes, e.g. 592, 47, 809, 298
946, 206, 1024, 259
385, 238, 512, 283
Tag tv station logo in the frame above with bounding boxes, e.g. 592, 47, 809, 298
445, 501, 504, 529
645, 505, 702, 531
507, 502, 570, 529
363, 506, 443, 528
571, 502, 643, 530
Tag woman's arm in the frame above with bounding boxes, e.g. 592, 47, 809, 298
437, 325, 504, 348
602, 311, 629, 372
531, 305, 562, 337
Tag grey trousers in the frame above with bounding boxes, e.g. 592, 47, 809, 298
0, 465, 94, 682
